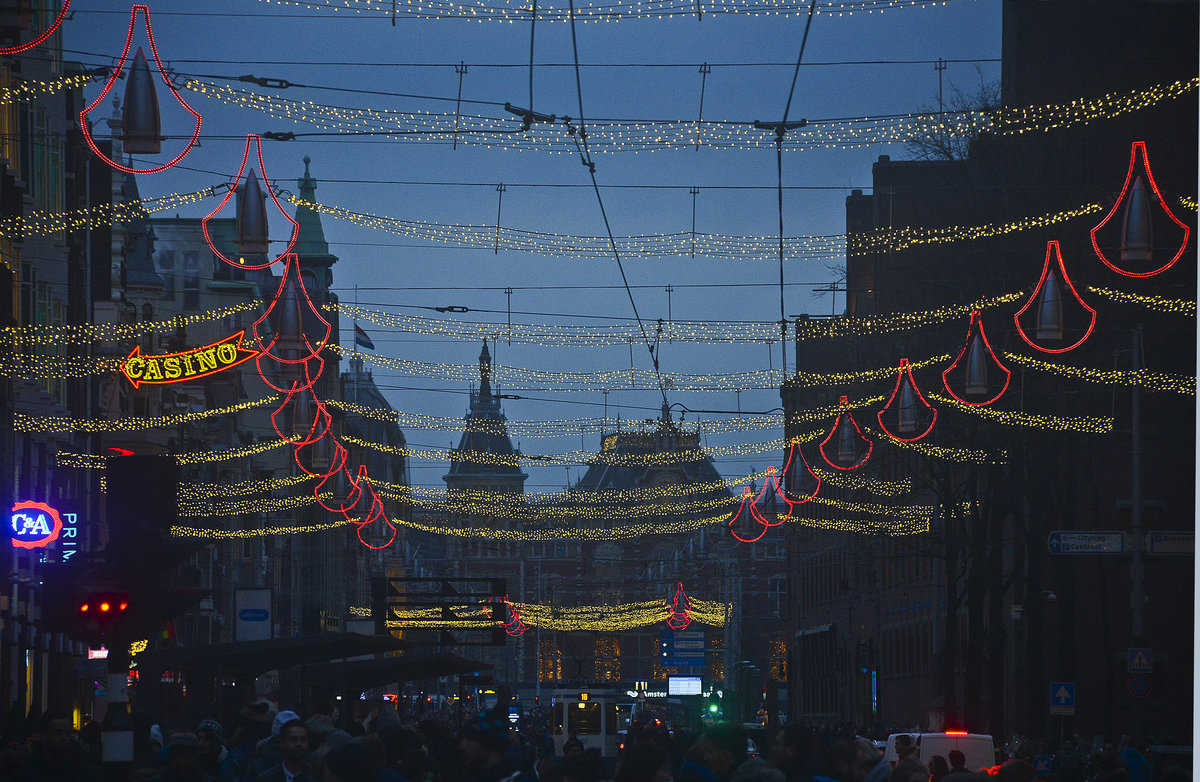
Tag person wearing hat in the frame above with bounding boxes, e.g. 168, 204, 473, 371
196, 719, 238, 782
150, 732, 218, 782
460, 711, 534, 782
255, 719, 314, 782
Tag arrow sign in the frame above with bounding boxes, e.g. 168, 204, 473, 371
121, 330, 260, 389
1047, 531, 1125, 554
1050, 681, 1076, 715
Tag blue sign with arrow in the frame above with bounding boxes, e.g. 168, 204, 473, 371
1050, 682, 1075, 715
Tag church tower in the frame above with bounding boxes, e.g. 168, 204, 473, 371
443, 341, 528, 501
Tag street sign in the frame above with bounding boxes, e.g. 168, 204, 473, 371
1127, 648, 1153, 673
1047, 531, 1125, 554
661, 629, 705, 667
234, 588, 272, 642
1033, 757, 1052, 776
1146, 531, 1194, 555
1127, 674, 1151, 698
1050, 682, 1076, 715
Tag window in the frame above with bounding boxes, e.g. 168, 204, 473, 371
539, 638, 561, 682
594, 637, 620, 681
182, 251, 200, 309
769, 636, 788, 681
768, 575, 788, 619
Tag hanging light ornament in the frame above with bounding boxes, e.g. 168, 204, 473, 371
666, 582, 692, 630
819, 396, 872, 470
1090, 141, 1190, 277
1014, 241, 1097, 353
498, 595, 528, 637
313, 445, 364, 515
942, 310, 1010, 406
270, 383, 332, 446
877, 358, 937, 441
727, 485, 767, 543
202, 134, 300, 269
79, 5, 202, 174
0, 0, 71, 55
252, 254, 329, 394
781, 438, 821, 505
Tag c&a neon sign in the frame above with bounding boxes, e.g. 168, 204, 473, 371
10, 501, 63, 550
121, 331, 260, 389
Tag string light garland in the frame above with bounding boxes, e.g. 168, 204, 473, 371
170, 519, 356, 539
0, 71, 99, 106
0, 187, 220, 242
57, 439, 287, 470
179, 492, 330, 518
2, 301, 263, 346
790, 354, 951, 389
191, 75, 1196, 152
14, 396, 278, 435
1181, 197, 1198, 212
927, 392, 1113, 433
812, 467, 913, 497
257, 0, 965, 22
872, 430, 1005, 464
850, 204, 1102, 255
1086, 287, 1196, 317
179, 474, 317, 502
792, 293, 1022, 341
1004, 352, 1196, 395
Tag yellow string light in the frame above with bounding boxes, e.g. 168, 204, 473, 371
0, 71, 101, 106
129, 639, 148, 656
57, 439, 287, 470
927, 391, 1114, 433
3, 301, 262, 346
170, 519, 357, 538
179, 474, 317, 502
812, 467, 913, 497
179, 492, 331, 518
788, 354, 951, 388
191, 76, 1196, 152
15, 396, 278, 434
1086, 287, 1196, 317
1180, 196, 1198, 212
0, 187, 219, 242
1005, 353, 1196, 395
793, 293, 1023, 341
258, 0, 963, 21
850, 205, 1102, 255
872, 430, 1004, 464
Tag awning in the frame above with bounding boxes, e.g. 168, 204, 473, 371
303, 652, 492, 691
136, 632, 414, 677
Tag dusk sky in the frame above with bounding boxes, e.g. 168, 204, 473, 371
68, 0, 1004, 491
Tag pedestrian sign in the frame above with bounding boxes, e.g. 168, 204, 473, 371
1127, 648, 1153, 674
1050, 682, 1076, 716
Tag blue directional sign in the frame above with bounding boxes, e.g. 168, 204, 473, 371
660, 629, 706, 668
1050, 682, 1076, 715
1034, 757, 1052, 776
1048, 531, 1125, 554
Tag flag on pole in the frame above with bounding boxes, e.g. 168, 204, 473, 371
354, 324, 375, 351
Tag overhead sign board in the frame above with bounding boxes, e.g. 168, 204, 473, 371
1050, 682, 1076, 716
1047, 531, 1125, 554
661, 629, 705, 668
1146, 532, 1193, 555
121, 331, 259, 389
234, 588, 273, 642
668, 675, 703, 695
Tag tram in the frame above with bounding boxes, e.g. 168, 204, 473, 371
548, 689, 635, 760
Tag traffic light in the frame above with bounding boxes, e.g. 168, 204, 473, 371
76, 592, 130, 639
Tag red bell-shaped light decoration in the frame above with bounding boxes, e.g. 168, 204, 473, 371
1014, 241, 1097, 353
942, 310, 1010, 407
819, 396, 872, 471
750, 466, 790, 527
781, 439, 821, 504
877, 358, 937, 441
202, 135, 300, 270
498, 596, 528, 637
666, 582, 692, 630
313, 445, 365, 515
79, 6, 202, 174
727, 485, 767, 543
252, 254, 331, 393
1090, 141, 1191, 277
0, 0, 71, 55
271, 384, 332, 446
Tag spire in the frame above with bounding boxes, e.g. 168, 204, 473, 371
479, 340, 492, 399
294, 155, 332, 258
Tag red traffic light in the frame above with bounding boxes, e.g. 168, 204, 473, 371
99, 602, 111, 612
80, 603, 89, 612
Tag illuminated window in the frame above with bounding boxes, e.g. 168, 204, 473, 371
594, 637, 620, 681
539, 638, 561, 682
769, 636, 788, 681
708, 635, 724, 682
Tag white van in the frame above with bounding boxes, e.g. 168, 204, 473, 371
884, 732, 996, 773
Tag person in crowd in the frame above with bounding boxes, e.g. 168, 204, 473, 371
151, 732, 218, 782
616, 741, 673, 782
996, 760, 1037, 782
929, 756, 950, 782
321, 741, 374, 782
21, 710, 99, 782
892, 738, 918, 764
853, 738, 889, 782
562, 737, 585, 759
695, 723, 784, 782
256, 719, 314, 782
888, 758, 928, 782
196, 719, 238, 782
941, 751, 973, 782
770, 725, 816, 782
557, 748, 607, 782
460, 712, 533, 782
814, 741, 857, 782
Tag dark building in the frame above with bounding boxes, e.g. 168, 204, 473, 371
782, 0, 1195, 736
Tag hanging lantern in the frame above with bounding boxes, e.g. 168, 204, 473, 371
270, 383, 332, 446
203, 135, 300, 269
1090, 141, 1190, 277
781, 439, 820, 505
1014, 241, 1096, 353
942, 310, 1010, 406
666, 582, 692, 630
121, 48, 161, 154
727, 485, 767, 543
79, 5, 202, 174
877, 358, 937, 442
1120, 176, 1153, 264
819, 396, 872, 471
252, 254, 330, 393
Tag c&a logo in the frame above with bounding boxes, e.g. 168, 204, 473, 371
10, 500, 63, 550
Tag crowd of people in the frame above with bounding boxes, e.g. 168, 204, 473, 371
0, 698, 1189, 782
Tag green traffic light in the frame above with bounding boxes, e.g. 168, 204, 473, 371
708, 703, 719, 713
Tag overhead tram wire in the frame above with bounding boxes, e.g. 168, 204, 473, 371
565, 0, 669, 410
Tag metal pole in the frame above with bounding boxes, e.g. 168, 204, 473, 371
1131, 326, 1144, 640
